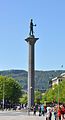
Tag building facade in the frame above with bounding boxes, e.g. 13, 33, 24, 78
49, 73, 65, 88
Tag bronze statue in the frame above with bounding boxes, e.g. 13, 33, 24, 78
29, 19, 36, 36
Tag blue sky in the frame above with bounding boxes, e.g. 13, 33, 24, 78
0, 0, 65, 71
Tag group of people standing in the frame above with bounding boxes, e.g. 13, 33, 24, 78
30, 103, 65, 120
54, 104, 65, 120
32, 104, 47, 116
33, 104, 52, 120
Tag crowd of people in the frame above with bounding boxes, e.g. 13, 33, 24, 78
28, 103, 65, 120
54, 104, 65, 120
32, 104, 52, 120
0, 102, 65, 120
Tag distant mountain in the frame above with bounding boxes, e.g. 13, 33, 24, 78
0, 70, 65, 90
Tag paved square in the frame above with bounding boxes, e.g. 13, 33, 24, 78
0, 111, 55, 120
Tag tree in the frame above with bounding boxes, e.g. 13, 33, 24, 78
59, 80, 65, 103
19, 95, 28, 104
40, 91, 48, 103
35, 91, 42, 104
0, 75, 23, 104
0, 75, 4, 102
46, 80, 65, 103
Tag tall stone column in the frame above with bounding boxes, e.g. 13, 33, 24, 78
25, 36, 39, 108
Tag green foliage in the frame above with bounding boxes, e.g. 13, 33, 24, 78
19, 95, 28, 104
0, 75, 23, 104
0, 75, 4, 102
40, 91, 48, 103
44, 80, 65, 103
35, 91, 42, 104
59, 80, 65, 103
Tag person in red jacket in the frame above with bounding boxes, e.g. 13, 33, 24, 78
58, 107, 61, 120
61, 104, 65, 120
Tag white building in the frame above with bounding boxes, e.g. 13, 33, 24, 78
52, 73, 65, 87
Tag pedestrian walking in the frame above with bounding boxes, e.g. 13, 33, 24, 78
38, 105, 41, 116
49, 108, 52, 120
58, 107, 61, 120
54, 106, 58, 120
46, 105, 51, 120
41, 105, 44, 116
33, 105, 36, 115
61, 104, 65, 120
46, 105, 52, 120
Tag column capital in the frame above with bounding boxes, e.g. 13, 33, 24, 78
25, 37, 39, 45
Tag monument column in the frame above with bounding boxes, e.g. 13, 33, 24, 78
25, 19, 39, 108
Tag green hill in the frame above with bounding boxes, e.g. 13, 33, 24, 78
0, 70, 65, 90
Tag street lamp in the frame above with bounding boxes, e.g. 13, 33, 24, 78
3, 77, 5, 110
52, 87, 55, 102
58, 79, 59, 109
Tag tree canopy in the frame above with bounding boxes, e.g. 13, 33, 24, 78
19, 95, 28, 104
41, 80, 65, 103
0, 75, 23, 104
35, 91, 42, 104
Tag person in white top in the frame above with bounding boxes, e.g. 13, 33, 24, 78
46, 105, 52, 120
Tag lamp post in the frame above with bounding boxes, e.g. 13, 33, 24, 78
3, 77, 5, 110
58, 79, 59, 109
53, 87, 55, 102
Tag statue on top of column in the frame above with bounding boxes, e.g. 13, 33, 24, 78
29, 19, 36, 37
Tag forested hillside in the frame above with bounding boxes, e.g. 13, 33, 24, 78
0, 70, 65, 90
